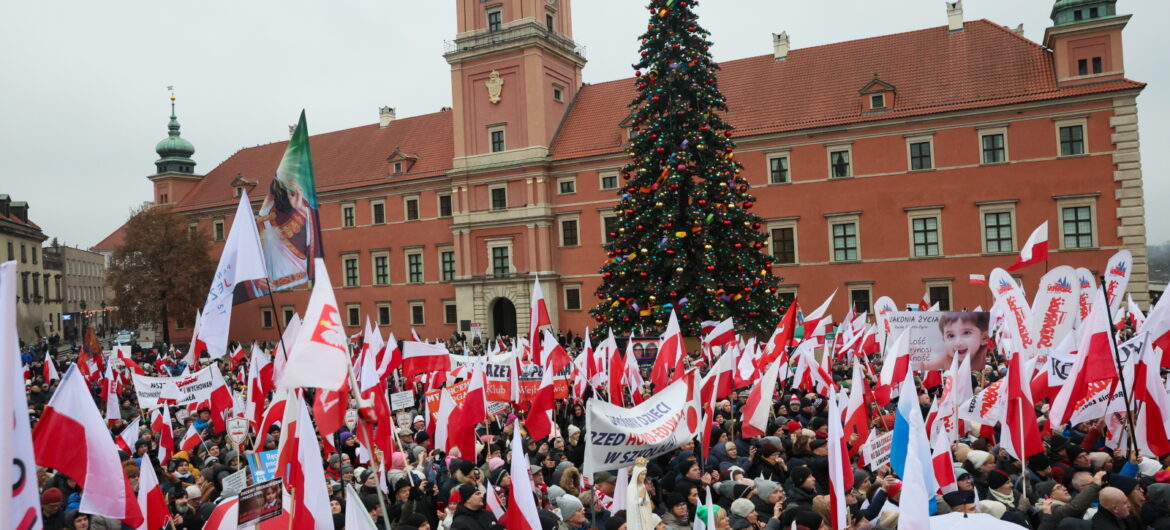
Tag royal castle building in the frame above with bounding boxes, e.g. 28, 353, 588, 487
96, 0, 1150, 342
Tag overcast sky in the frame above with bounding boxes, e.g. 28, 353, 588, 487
2, 0, 1167, 249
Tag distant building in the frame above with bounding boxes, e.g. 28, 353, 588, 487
1, 195, 62, 343
99, 0, 1151, 343
45, 244, 113, 340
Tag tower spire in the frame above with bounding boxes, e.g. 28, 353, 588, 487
154, 86, 196, 175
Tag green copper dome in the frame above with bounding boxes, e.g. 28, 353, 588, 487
154, 100, 197, 174
1051, 0, 1117, 26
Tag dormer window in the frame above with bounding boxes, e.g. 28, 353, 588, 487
386, 147, 418, 176
394, 162, 403, 174
858, 74, 896, 113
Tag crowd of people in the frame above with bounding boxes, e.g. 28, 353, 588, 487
19, 315, 1170, 530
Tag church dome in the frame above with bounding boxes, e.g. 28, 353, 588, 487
1051, 0, 1117, 26
153, 97, 197, 174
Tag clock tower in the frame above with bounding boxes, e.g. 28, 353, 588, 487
445, 0, 586, 168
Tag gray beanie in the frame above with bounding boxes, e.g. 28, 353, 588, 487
753, 478, 779, 500
547, 485, 567, 506
731, 498, 755, 517
556, 493, 584, 520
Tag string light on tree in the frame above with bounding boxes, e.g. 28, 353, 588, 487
591, 0, 781, 336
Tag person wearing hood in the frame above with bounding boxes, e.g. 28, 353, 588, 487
1141, 483, 1170, 529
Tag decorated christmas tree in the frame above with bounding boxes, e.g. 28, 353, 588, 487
591, 0, 781, 336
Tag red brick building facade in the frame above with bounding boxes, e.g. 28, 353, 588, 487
96, 0, 1151, 343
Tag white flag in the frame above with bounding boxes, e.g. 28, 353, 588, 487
1, 262, 42, 528
200, 192, 268, 359
278, 258, 349, 391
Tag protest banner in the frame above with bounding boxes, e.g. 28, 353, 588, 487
246, 450, 279, 483
132, 365, 221, 409
221, 468, 248, 498
483, 361, 570, 402
863, 431, 893, 470
584, 377, 699, 475
390, 390, 415, 411
889, 311, 990, 371
238, 478, 283, 526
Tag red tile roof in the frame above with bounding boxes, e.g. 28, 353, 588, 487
173, 110, 454, 211
90, 222, 126, 252
549, 20, 1145, 160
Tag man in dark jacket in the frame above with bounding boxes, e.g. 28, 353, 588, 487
450, 483, 501, 530
1091, 486, 1143, 529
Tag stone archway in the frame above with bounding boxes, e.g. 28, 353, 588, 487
489, 297, 517, 338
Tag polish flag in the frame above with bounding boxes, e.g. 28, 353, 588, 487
827, 388, 853, 530
136, 452, 171, 530
402, 341, 451, 374
801, 290, 836, 339
1126, 294, 1147, 331
184, 310, 206, 371
526, 357, 558, 441
843, 363, 871, 447
651, 310, 684, 390
1140, 291, 1170, 367
879, 330, 912, 389
1133, 342, 1170, 459
270, 313, 301, 385
180, 426, 203, 454
700, 348, 736, 404
355, 344, 394, 458
44, 349, 59, 382
311, 362, 351, 442
0, 261, 42, 529
433, 388, 459, 455
452, 361, 486, 459
32, 365, 144, 526
607, 341, 626, 406
509, 348, 523, 405
529, 276, 553, 364
740, 350, 781, 438
918, 291, 931, 311
485, 478, 507, 520
278, 257, 350, 391
760, 300, 798, 367
702, 318, 736, 350
1007, 221, 1049, 271
229, 346, 246, 369
931, 430, 958, 494
257, 388, 289, 446
208, 364, 235, 433
1000, 351, 1042, 462
380, 332, 401, 375
115, 416, 140, 454
541, 329, 573, 375
288, 399, 334, 530
246, 345, 272, 431
502, 427, 542, 530
201, 497, 239, 530
151, 407, 173, 466
969, 274, 987, 285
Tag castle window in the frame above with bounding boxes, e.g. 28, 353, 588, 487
1092, 57, 1102, 74
829, 149, 851, 178
487, 10, 502, 32
490, 128, 506, 153
1078, 59, 1088, 76
871, 94, 885, 109
546, 14, 554, 32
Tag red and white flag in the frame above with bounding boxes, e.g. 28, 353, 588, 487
969, 274, 987, 285
180, 426, 203, 453
44, 349, 59, 382
452, 360, 486, 459
1, 261, 42, 529
344, 484, 378, 530
33, 365, 144, 526
931, 430, 958, 494
246, 345, 272, 431
1000, 351, 1043, 462
827, 388, 853, 530
1007, 221, 1048, 271
102, 362, 121, 427
843, 363, 870, 448
760, 300, 798, 367
1140, 290, 1170, 368
802, 291, 836, 340
115, 416, 140, 454
529, 276, 553, 364
289, 399, 333, 530
702, 318, 736, 351
136, 451, 171, 530
1133, 340, 1170, 458
201, 497, 239, 530
183, 310, 206, 371
651, 310, 684, 390
526, 357, 558, 441
740, 350, 781, 438
433, 388, 459, 456
502, 427, 541, 530
402, 340, 451, 374
152, 407, 173, 466
278, 257, 349, 391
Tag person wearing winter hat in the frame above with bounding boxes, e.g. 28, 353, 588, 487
1141, 482, 1170, 528
557, 493, 587, 528
1107, 473, 1147, 516
695, 505, 728, 529
40, 487, 65, 529
986, 469, 1030, 514
786, 467, 816, 510
728, 498, 757, 529
1035, 471, 1105, 530
661, 493, 690, 530
450, 482, 499, 529
750, 477, 783, 521
942, 490, 977, 513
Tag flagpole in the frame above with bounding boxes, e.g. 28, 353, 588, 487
1098, 276, 1140, 457
344, 343, 395, 530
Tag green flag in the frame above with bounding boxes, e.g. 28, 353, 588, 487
255, 110, 323, 293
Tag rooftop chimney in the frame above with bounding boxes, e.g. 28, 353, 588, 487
772, 31, 790, 61
379, 106, 397, 128
947, 1, 964, 32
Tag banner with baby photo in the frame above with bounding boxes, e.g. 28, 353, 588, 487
888, 311, 990, 371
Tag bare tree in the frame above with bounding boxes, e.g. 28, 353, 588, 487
106, 206, 214, 346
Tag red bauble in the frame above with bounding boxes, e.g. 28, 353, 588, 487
706, 265, 715, 271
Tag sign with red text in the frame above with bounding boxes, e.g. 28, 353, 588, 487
584, 378, 700, 474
